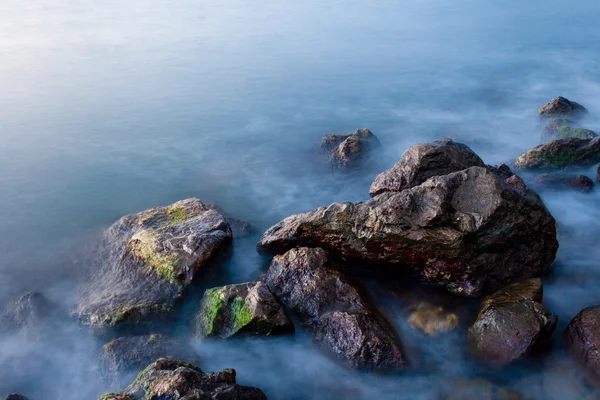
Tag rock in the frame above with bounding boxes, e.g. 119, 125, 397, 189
534, 173, 594, 192
369, 138, 485, 196
320, 128, 380, 168
542, 119, 597, 141
122, 358, 267, 400
74, 198, 233, 336
566, 305, 600, 380
539, 96, 588, 121
514, 137, 600, 170
259, 166, 557, 295
441, 379, 523, 400
1, 395, 29, 400
408, 303, 459, 336
264, 247, 406, 370
98, 334, 199, 389
207, 204, 256, 238
98, 394, 134, 400
468, 279, 557, 366
194, 281, 293, 339
0, 292, 65, 341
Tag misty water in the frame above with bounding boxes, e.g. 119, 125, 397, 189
1, 0, 600, 398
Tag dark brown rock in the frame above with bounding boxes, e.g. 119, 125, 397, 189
369, 138, 485, 196
98, 334, 199, 390
259, 166, 557, 295
320, 128, 380, 168
122, 358, 267, 400
74, 198, 233, 337
265, 247, 406, 370
515, 137, 600, 170
194, 281, 294, 339
566, 305, 600, 380
539, 96, 588, 121
535, 173, 594, 192
468, 279, 557, 366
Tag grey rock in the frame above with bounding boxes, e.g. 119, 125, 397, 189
320, 128, 380, 168
539, 96, 588, 121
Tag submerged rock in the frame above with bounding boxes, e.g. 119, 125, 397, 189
542, 119, 597, 141
319, 128, 380, 167
515, 137, 600, 170
408, 302, 459, 336
534, 173, 594, 192
98, 334, 198, 389
1, 395, 29, 400
539, 96, 588, 121
369, 138, 485, 196
441, 379, 523, 400
264, 247, 406, 370
194, 281, 293, 339
122, 358, 267, 400
468, 279, 557, 366
0, 292, 66, 341
566, 305, 600, 380
259, 164, 557, 295
74, 198, 233, 336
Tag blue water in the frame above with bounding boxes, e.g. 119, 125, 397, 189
1, 0, 600, 398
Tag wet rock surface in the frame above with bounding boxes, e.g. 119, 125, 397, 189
319, 128, 380, 168
369, 138, 485, 196
98, 334, 199, 390
264, 247, 406, 370
74, 198, 233, 337
534, 173, 594, 192
0, 292, 66, 341
408, 302, 459, 336
566, 305, 600, 380
194, 281, 293, 339
514, 137, 600, 170
121, 358, 267, 400
468, 279, 557, 366
259, 163, 557, 295
539, 96, 588, 121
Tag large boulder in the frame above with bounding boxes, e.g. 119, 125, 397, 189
194, 281, 293, 339
98, 334, 199, 389
539, 96, 588, 121
566, 305, 600, 380
121, 358, 267, 400
74, 198, 233, 336
0, 292, 66, 341
258, 166, 557, 295
369, 138, 485, 196
319, 128, 380, 168
534, 173, 594, 192
264, 247, 406, 370
468, 279, 557, 366
515, 137, 600, 170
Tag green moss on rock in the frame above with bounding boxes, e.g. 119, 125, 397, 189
128, 230, 181, 284
555, 126, 597, 140
231, 298, 252, 332
198, 288, 224, 336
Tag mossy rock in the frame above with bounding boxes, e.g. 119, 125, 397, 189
515, 137, 600, 170
74, 198, 233, 336
542, 119, 597, 140
195, 281, 293, 339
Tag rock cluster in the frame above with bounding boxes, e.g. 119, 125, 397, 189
319, 128, 380, 167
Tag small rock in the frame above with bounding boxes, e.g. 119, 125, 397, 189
408, 303, 459, 336
535, 173, 594, 192
566, 305, 600, 380
369, 138, 485, 196
98, 334, 198, 389
74, 198, 233, 336
194, 281, 294, 339
122, 358, 267, 400
320, 128, 380, 168
539, 96, 588, 121
542, 119, 597, 141
0, 292, 66, 341
468, 279, 557, 366
264, 247, 407, 370
515, 137, 600, 170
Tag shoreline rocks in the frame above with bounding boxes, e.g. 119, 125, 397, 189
265, 247, 406, 370
74, 198, 233, 337
194, 281, 293, 340
259, 143, 558, 295
319, 128, 380, 168
468, 279, 557, 366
